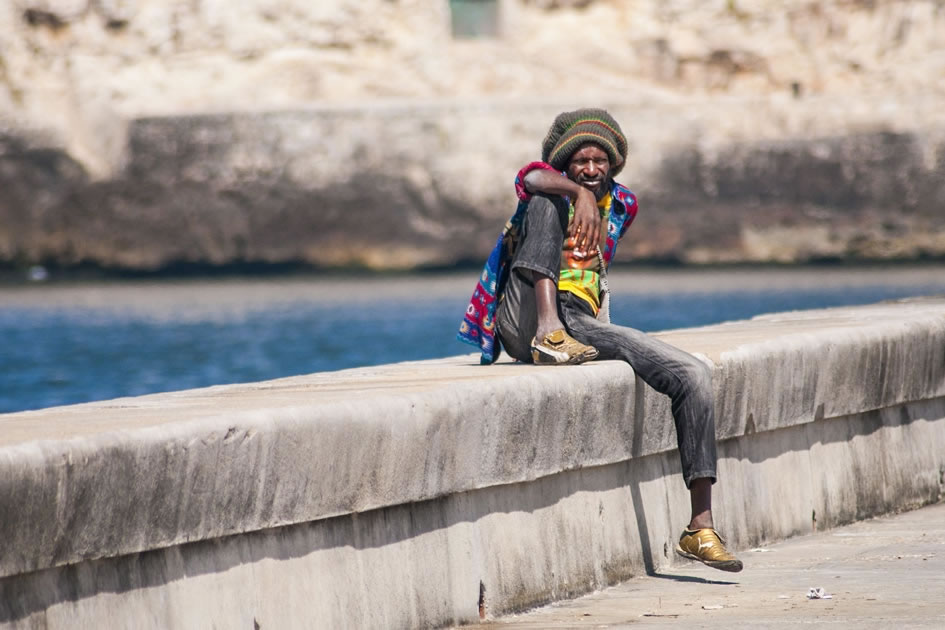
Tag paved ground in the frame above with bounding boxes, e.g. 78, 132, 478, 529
478, 501, 945, 629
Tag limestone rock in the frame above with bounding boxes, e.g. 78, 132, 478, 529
1, 0, 944, 271
93, 0, 135, 24
19, 0, 88, 24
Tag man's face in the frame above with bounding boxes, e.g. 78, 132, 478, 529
566, 143, 610, 198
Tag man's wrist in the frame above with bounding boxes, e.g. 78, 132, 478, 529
575, 186, 593, 199
572, 185, 595, 206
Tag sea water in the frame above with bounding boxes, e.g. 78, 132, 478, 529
1, 266, 943, 414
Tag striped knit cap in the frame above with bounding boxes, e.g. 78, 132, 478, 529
541, 108, 628, 176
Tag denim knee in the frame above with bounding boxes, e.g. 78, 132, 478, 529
680, 359, 713, 405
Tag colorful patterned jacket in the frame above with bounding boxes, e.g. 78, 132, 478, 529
457, 161, 639, 364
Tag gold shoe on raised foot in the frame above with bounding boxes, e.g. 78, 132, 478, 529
675, 528, 744, 573
530, 329, 598, 365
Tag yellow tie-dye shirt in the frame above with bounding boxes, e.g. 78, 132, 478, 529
558, 193, 612, 314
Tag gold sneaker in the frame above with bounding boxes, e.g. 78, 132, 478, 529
675, 528, 743, 572
530, 329, 599, 365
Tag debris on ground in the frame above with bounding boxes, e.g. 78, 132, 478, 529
807, 587, 833, 600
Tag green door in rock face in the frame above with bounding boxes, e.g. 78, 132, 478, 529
449, 0, 499, 38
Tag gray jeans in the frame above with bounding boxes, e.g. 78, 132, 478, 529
495, 193, 718, 488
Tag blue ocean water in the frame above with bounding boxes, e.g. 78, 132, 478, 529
2, 268, 943, 414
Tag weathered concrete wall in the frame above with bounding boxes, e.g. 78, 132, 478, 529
3, 103, 944, 271
0, 297, 943, 627
2, 0, 945, 271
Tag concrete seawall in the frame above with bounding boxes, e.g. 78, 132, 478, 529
1, 298, 944, 628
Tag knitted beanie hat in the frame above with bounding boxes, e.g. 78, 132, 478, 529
541, 108, 628, 176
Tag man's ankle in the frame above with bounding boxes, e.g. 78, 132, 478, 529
535, 323, 563, 341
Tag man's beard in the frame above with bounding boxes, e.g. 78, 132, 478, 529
593, 177, 612, 201
575, 175, 612, 201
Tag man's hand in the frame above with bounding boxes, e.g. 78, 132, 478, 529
569, 186, 601, 254
523, 168, 602, 253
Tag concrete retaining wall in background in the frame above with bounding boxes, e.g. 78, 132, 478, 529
3, 101, 945, 271
4, 0, 945, 272
1, 297, 944, 628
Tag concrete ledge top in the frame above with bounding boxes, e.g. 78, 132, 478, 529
1, 297, 943, 578
5, 296, 944, 444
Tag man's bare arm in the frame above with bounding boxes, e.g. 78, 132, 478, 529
523, 169, 601, 252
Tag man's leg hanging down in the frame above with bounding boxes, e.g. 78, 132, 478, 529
688, 477, 714, 530
559, 299, 743, 571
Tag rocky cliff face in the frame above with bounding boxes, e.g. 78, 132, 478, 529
1, 0, 943, 271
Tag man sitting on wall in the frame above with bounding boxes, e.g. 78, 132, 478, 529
458, 108, 743, 572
